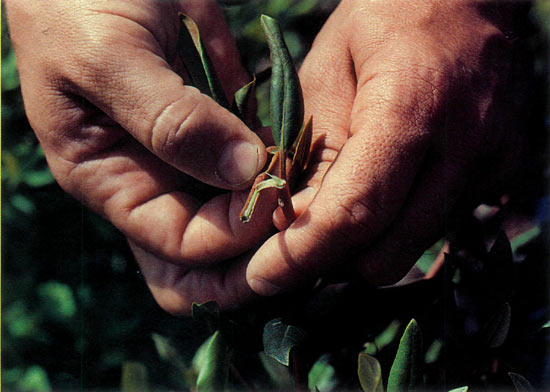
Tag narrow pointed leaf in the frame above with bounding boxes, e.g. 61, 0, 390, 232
231, 76, 256, 124
261, 14, 304, 153
196, 331, 231, 392
263, 318, 306, 366
240, 174, 286, 222
358, 353, 384, 392
291, 115, 313, 173
121, 362, 148, 392
508, 372, 533, 391
480, 302, 511, 348
448, 387, 469, 392
387, 319, 423, 391
178, 13, 228, 107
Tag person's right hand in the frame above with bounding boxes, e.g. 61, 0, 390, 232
6, 0, 276, 313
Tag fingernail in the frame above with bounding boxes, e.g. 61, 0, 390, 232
248, 277, 283, 296
217, 140, 260, 186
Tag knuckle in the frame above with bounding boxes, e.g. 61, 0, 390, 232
325, 185, 386, 246
150, 93, 203, 160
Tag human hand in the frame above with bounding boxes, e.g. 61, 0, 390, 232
6, 0, 279, 313
246, 0, 524, 295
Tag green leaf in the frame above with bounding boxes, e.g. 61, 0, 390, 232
510, 226, 541, 252
485, 231, 514, 301
488, 231, 513, 264
480, 302, 511, 348
508, 372, 533, 391
18, 366, 52, 392
540, 320, 550, 330
196, 331, 231, 392
364, 320, 401, 355
152, 333, 182, 363
23, 169, 55, 187
11, 194, 35, 215
358, 353, 384, 392
261, 14, 304, 153
263, 318, 306, 366
37, 281, 76, 321
448, 387, 469, 392
240, 173, 286, 222
387, 319, 423, 392
192, 334, 215, 375
424, 339, 442, 364
308, 354, 338, 392
178, 13, 228, 107
121, 362, 148, 392
232, 76, 256, 124
2, 48, 20, 91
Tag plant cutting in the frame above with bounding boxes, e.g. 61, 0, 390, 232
178, 13, 312, 227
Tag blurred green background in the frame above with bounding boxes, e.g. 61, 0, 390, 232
2, 1, 549, 391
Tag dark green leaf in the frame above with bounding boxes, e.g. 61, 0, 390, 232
387, 319, 423, 392
358, 353, 384, 392
480, 302, 511, 348
121, 362, 148, 392
232, 76, 256, 124
196, 331, 231, 392
178, 13, 228, 107
508, 372, 533, 391
263, 318, 306, 366
485, 231, 514, 301
488, 231, 513, 264
261, 14, 304, 153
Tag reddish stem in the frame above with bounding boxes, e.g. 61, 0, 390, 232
278, 149, 296, 226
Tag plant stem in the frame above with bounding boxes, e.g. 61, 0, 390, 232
278, 149, 296, 226
291, 350, 308, 392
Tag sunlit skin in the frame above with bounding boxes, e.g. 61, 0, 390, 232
248, 0, 523, 295
6, 0, 523, 314
5, 0, 278, 313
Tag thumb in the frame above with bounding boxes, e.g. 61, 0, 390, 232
66, 33, 265, 189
